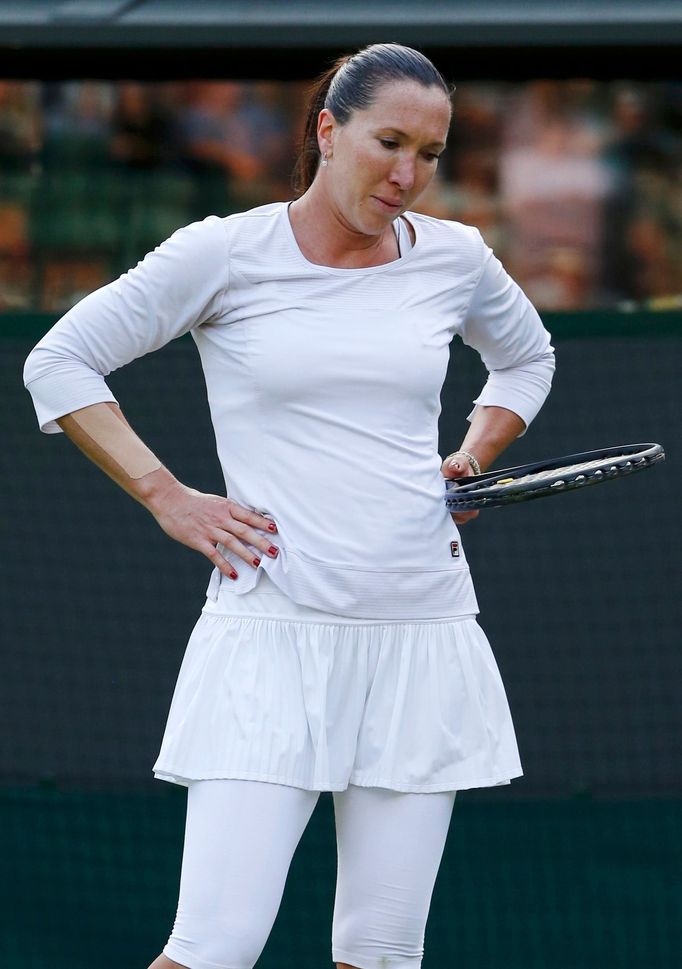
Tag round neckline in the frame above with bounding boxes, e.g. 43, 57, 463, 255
283, 202, 419, 276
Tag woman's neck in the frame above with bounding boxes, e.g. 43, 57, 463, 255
288, 188, 400, 269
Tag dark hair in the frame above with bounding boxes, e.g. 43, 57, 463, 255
292, 43, 451, 196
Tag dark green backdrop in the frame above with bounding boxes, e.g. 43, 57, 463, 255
2, 312, 680, 968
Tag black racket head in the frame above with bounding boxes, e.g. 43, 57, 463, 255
444, 443, 665, 511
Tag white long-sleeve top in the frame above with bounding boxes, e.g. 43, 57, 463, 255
24, 202, 555, 619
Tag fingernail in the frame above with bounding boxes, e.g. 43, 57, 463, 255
253, 557, 261, 567
267, 522, 277, 532
268, 546, 279, 557
230, 571, 238, 580
448, 458, 460, 468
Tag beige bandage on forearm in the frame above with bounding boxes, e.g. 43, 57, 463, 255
71, 406, 162, 479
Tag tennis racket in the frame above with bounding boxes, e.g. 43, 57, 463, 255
444, 443, 665, 512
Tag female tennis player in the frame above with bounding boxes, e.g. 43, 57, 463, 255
24, 44, 554, 969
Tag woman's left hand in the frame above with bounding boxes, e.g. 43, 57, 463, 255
441, 453, 480, 526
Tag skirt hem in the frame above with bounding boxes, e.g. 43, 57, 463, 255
152, 765, 523, 794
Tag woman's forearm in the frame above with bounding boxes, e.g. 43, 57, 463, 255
451, 404, 526, 472
57, 401, 280, 578
57, 402, 181, 513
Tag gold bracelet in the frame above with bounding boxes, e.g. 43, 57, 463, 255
448, 450, 481, 476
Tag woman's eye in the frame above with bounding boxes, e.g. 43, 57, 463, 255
380, 139, 398, 149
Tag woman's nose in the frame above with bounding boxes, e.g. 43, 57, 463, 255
390, 157, 416, 191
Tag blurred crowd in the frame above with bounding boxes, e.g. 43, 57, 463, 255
0, 77, 681, 312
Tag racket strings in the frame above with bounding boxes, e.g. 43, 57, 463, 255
493, 454, 648, 490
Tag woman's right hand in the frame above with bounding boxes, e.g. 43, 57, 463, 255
145, 479, 278, 580
440, 453, 480, 526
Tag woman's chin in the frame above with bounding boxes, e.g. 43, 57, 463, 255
353, 206, 397, 236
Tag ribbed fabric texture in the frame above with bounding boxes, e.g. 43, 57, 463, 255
153, 573, 522, 793
24, 202, 554, 619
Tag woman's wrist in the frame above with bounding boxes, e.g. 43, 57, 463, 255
135, 466, 183, 514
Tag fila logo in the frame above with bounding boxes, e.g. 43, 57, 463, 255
450, 541, 460, 558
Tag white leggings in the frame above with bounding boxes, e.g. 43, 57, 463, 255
163, 780, 456, 969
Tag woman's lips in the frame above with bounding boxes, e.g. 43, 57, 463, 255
372, 196, 402, 212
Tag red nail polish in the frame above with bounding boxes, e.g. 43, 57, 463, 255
253, 557, 261, 567
268, 522, 277, 532
268, 546, 279, 556
230, 571, 238, 580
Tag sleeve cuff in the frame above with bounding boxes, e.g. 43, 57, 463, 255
466, 359, 555, 435
25, 369, 118, 434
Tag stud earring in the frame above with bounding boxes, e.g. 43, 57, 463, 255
321, 153, 328, 167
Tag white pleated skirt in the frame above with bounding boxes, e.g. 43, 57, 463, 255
153, 571, 523, 793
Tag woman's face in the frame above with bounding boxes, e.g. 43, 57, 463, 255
317, 80, 451, 235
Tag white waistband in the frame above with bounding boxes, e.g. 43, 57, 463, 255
203, 568, 473, 626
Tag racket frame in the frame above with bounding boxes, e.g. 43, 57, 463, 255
444, 443, 665, 511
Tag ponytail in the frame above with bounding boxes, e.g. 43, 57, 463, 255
291, 56, 350, 197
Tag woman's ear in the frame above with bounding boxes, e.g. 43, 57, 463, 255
317, 107, 336, 160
